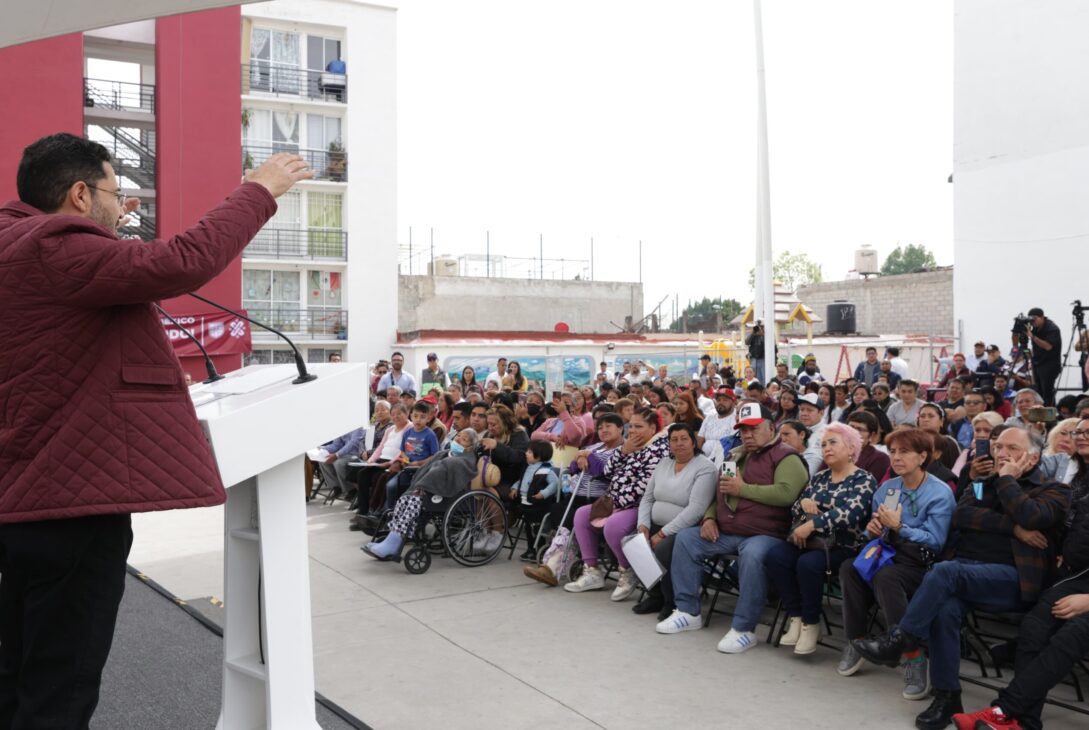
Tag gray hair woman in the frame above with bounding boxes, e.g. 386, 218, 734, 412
364, 428, 480, 561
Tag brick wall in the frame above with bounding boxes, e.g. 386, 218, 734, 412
796, 269, 954, 335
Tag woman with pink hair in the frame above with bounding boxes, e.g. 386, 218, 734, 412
763, 421, 879, 655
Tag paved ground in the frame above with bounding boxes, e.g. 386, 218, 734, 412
128, 501, 1087, 730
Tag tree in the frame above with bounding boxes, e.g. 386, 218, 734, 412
747, 250, 823, 293
880, 243, 937, 276
670, 297, 743, 333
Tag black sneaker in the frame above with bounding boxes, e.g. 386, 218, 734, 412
632, 594, 665, 615
519, 549, 537, 562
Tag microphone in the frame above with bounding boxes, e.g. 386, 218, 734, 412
155, 305, 225, 383
186, 292, 317, 385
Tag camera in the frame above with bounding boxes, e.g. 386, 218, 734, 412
1011, 313, 1031, 334
1074, 299, 1085, 325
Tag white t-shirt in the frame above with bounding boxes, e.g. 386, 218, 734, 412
890, 357, 910, 378
802, 421, 826, 474
699, 411, 737, 444
697, 395, 717, 420
484, 370, 504, 389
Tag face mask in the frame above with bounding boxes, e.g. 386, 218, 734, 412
450, 441, 465, 455
527, 404, 542, 417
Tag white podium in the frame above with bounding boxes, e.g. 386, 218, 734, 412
190, 362, 369, 730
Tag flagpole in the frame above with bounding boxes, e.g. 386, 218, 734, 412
754, 0, 777, 375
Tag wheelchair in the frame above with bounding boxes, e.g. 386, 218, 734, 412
370, 488, 509, 575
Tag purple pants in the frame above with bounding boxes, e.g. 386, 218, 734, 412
572, 505, 638, 569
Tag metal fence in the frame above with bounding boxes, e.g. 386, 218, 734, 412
246, 227, 348, 261
242, 143, 346, 182
244, 307, 348, 340
84, 78, 156, 113
241, 63, 347, 103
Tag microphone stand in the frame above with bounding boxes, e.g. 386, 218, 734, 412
155, 305, 225, 383
187, 292, 317, 385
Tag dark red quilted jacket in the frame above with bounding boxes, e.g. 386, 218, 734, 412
0, 182, 276, 523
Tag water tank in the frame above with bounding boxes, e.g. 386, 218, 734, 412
826, 300, 857, 334
855, 246, 880, 276
429, 256, 459, 276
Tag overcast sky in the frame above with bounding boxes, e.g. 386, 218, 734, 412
395, 0, 953, 323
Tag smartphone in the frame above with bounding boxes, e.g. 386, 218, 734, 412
720, 461, 737, 479
974, 438, 991, 459
881, 488, 900, 512
518, 393, 528, 405
552, 391, 562, 401
1026, 406, 1058, 423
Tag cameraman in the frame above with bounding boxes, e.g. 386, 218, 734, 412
1025, 308, 1062, 406
746, 322, 766, 383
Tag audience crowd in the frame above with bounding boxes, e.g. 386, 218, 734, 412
319, 334, 1089, 730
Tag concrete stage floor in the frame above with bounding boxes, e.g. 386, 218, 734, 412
126, 501, 1086, 730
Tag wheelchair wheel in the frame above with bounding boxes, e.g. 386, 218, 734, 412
404, 546, 431, 574
443, 490, 507, 567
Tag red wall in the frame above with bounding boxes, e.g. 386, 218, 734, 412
156, 7, 245, 379
0, 34, 85, 201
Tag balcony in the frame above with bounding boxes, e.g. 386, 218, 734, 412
242, 143, 347, 182
241, 63, 347, 103
245, 227, 348, 261
245, 307, 348, 341
84, 78, 156, 114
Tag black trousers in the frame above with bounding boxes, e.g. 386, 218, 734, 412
0, 514, 133, 730
548, 495, 594, 532
643, 525, 679, 610
1033, 362, 1061, 406
998, 575, 1089, 730
839, 557, 926, 639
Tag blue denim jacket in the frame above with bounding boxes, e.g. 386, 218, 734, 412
871, 473, 956, 553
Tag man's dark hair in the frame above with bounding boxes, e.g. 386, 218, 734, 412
527, 440, 553, 463
390, 351, 404, 359
617, 382, 631, 396
886, 346, 901, 357
17, 133, 112, 213
865, 346, 877, 354
452, 402, 473, 417
596, 412, 625, 430
846, 409, 879, 435
899, 379, 919, 391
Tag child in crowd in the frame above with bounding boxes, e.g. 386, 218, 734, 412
384, 402, 441, 510
511, 441, 558, 561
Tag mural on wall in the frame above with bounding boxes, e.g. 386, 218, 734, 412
444, 356, 595, 390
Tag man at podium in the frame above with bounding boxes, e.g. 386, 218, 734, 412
0, 133, 311, 728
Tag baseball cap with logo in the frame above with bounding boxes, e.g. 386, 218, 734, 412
735, 402, 774, 429
714, 387, 737, 400
798, 393, 826, 410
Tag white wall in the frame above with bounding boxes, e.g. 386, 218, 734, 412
954, 0, 1089, 394
244, 0, 398, 366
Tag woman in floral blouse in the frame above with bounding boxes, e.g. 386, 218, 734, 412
564, 408, 672, 599
763, 421, 877, 655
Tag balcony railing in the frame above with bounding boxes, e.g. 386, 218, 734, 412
84, 78, 156, 113
246, 227, 348, 261
241, 63, 347, 103
244, 307, 348, 341
242, 144, 347, 182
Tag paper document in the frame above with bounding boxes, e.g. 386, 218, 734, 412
307, 448, 331, 461
621, 533, 665, 589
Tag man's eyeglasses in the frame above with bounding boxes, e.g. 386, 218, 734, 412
85, 184, 127, 206
1072, 429, 1089, 439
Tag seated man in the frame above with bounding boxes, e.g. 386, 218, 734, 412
318, 426, 365, 498
656, 402, 808, 653
887, 379, 922, 427
954, 422, 1089, 730
854, 426, 1070, 730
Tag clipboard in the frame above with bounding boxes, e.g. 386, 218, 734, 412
620, 532, 666, 589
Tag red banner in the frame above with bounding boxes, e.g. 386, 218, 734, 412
160, 311, 252, 357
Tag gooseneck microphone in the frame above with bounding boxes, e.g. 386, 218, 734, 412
155, 305, 225, 383
186, 292, 317, 385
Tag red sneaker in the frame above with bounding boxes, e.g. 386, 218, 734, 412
952, 706, 1022, 730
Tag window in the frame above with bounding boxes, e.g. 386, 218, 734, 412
307, 270, 342, 308
307, 36, 342, 72
307, 114, 342, 150
307, 348, 342, 364
243, 269, 301, 330
244, 349, 272, 366
250, 28, 301, 94
307, 192, 344, 256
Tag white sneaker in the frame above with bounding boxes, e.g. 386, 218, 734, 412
717, 628, 758, 654
655, 609, 703, 634
610, 568, 638, 602
563, 565, 606, 593
779, 616, 802, 646
482, 531, 504, 553
794, 623, 820, 655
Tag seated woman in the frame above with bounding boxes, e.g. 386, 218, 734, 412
475, 404, 530, 552
837, 427, 955, 701
349, 403, 411, 530
563, 408, 671, 600
765, 422, 878, 655
529, 395, 586, 449
655, 402, 678, 433
778, 419, 811, 458
775, 387, 800, 424
871, 383, 894, 413
951, 411, 1004, 479
839, 384, 871, 424
363, 428, 481, 561
1039, 416, 1077, 483
631, 423, 718, 619
674, 390, 704, 433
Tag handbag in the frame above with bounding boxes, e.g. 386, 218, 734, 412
470, 454, 501, 490
852, 537, 896, 585
789, 515, 834, 575
589, 494, 615, 521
